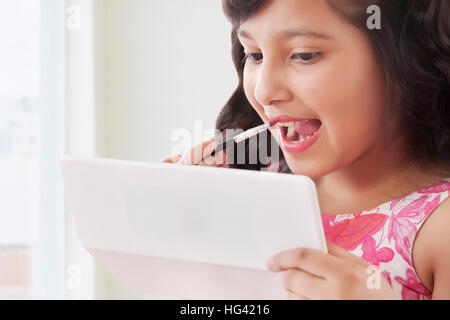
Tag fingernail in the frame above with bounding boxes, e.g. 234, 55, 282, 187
266, 256, 276, 271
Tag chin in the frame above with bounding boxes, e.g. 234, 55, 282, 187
282, 154, 326, 180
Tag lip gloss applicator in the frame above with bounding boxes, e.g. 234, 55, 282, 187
210, 120, 278, 157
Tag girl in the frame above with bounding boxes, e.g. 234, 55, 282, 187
163, 0, 450, 299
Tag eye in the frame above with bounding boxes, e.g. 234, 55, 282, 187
243, 52, 322, 65
243, 53, 263, 64
292, 52, 322, 64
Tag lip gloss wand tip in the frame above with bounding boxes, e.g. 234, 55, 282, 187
269, 120, 278, 127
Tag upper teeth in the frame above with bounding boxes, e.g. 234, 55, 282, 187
277, 120, 309, 127
277, 122, 294, 127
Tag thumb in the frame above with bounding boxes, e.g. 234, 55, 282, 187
327, 241, 368, 266
326, 240, 343, 256
162, 154, 182, 164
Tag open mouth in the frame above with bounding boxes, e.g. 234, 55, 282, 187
277, 119, 322, 143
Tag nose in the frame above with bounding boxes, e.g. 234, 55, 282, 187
254, 58, 292, 107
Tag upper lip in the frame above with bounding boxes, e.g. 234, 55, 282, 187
268, 114, 320, 124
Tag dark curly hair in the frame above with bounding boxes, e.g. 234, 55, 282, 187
216, 0, 450, 176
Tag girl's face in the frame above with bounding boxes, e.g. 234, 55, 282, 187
239, 0, 390, 179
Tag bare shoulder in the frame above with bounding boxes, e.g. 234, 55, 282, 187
413, 194, 450, 298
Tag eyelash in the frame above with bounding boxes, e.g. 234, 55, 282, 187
243, 52, 322, 65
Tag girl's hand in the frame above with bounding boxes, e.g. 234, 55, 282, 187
267, 241, 399, 300
162, 138, 229, 167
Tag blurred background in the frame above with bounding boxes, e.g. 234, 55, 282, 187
0, 0, 236, 299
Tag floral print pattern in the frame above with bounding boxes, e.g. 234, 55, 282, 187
322, 179, 450, 300
395, 268, 432, 300
387, 194, 441, 266
322, 212, 387, 250
361, 236, 394, 266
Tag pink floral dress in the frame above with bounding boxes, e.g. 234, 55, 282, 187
266, 161, 450, 299
321, 179, 450, 300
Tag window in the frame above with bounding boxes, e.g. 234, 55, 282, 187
0, 0, 41, 299
0, 0, 65, 299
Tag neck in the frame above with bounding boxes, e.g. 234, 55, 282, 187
313, 136, 442, 214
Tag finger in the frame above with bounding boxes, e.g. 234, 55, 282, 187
202, 137, 218, 158
199, 150, 227, 167
162, 154, 182, 163
286, 289, 309, 300
282, 269, 324, 300
267, 247, 340, 279
326, 241, 369, 267
179, 138, 216, 165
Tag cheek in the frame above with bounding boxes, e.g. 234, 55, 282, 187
300, 51, 386, 154
243, 70, 255, 105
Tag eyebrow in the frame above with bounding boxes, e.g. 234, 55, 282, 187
237, 28, 332, 41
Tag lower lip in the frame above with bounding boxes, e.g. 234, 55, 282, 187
279, 125, 321, 153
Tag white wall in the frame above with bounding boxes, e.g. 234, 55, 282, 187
92, 0, 238, 299
102, 0, 237, 162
